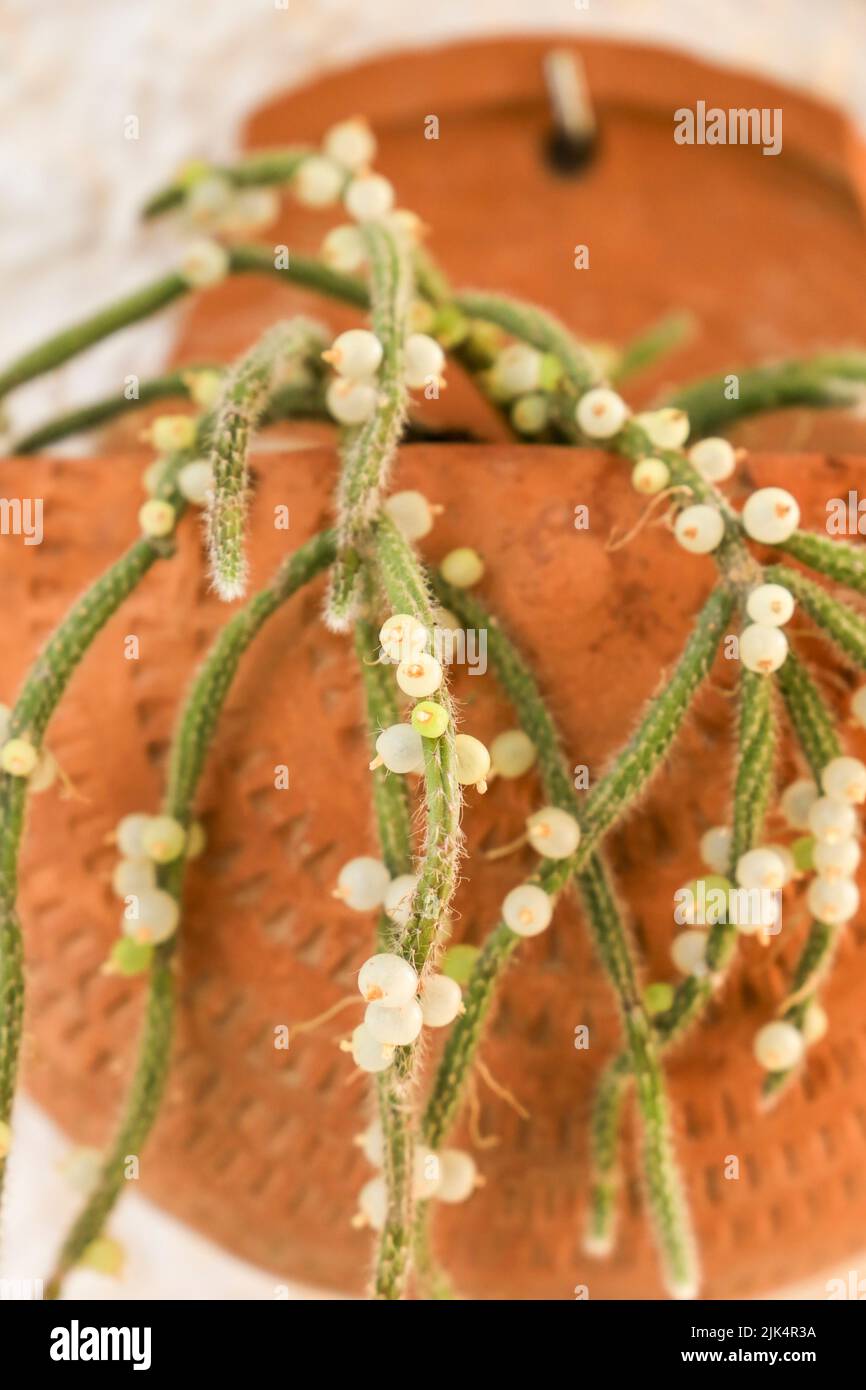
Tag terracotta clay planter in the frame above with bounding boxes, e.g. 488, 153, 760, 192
6, 443, 866, 1300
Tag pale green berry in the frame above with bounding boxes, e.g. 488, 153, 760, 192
324, 117, 377, 171
1, 738, 39, 777
80, 1236, 125, 1277
644, 982, 675, 1016
440, 547, 484, 588
106, 937, 154, 977
140, 815, 186, 864
411, 700, 449, 738
490, 729, 536, 779
454, 733, 491, 791
139, 499, 177, 539
631, 458, 670, 495
150, 414, 196, 453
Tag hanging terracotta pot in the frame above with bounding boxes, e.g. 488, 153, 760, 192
6, 439, 866, 1300
8, 32, 866, 1300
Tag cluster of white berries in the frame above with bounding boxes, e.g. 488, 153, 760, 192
137, 413, 215, 538
340, 946, 463, 1074
106, 812, 204, 973
0, 704, 57, 789
323, 327, 446, 425
686, 753, 865, 1073
355, 1120, 479, 1227
369, 613, 491, 791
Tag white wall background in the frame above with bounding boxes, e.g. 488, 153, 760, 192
2, 0, 865, 1300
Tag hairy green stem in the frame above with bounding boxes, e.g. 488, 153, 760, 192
779, 532, 866, 596
142, 148, 313, 218
207, 319, 326, 599
766, 564, 866, 670
328, 225, 413, 629
45, 529, 335, 1296
663, 354, 866, 437
0, 457, 192, 1206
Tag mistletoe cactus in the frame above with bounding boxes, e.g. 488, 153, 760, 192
2, 113, 866, 1302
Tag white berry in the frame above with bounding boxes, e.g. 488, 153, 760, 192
740, 623, 788, 674
179, 237, 230, 288
636, 407, 690, 450
490, 729, 536, 780
112, 859, 157, 900
807, 875, 859, 924
699, 825, 732, 875
335, 857, 391, 911
177, 460, 214, 506
323, 118, 377, 172
526, 807, 581, 860
764, 844, 796, 887
325, 377, 378, 425
631, 458, 670, 495
813, 837, 861, 880
688, 437, 736, 482
373, 724, 425, 775
384, 490, 436, 541
674, 504, 724, 554
138, 499, 177, 539
324, 329, 383, 380
350, 1023, 394, 1074
455, 734, 491, 791
754, 1021, 804, 1071
356, 1119, 384, 1166
808, 796, 858, 845
364, 998, 424, 1046
821, 755, 866, 805
576, 387, 629, 439
344, 173, 395, 222
382, 874, 419, 929
1, 739, 39, 777
122, 888, 179, 945
435, 1149, 477, 1203
404, 334, 446, 390
502, 883, 554, 936
141, 815, 186, 864
741, 487, 800, 544
396, 652, 443, 698
780, 778, 818, 830
419, 974, 463, 1027
671, 930, 708, 976
492, 345, 542, 397
802, 1003, 828, 1045
294, 155, 343, 207
746, 583, 795, 627
379, 613, 428, 663
116, 813, 151, 859
29, 749, 58, 793
735, 847, 786, 891
358, 1176, 387, 1228
358, 951, 419, 1005
321, 224, 367, 272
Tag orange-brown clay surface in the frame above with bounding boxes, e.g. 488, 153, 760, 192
4, 443, 866, 1299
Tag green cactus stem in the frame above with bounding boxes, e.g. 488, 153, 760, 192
45, 529, 335, 1296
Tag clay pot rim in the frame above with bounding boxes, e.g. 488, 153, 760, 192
246, 32, 866, 222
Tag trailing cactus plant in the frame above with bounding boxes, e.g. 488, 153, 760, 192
2, 114, 866, 1302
